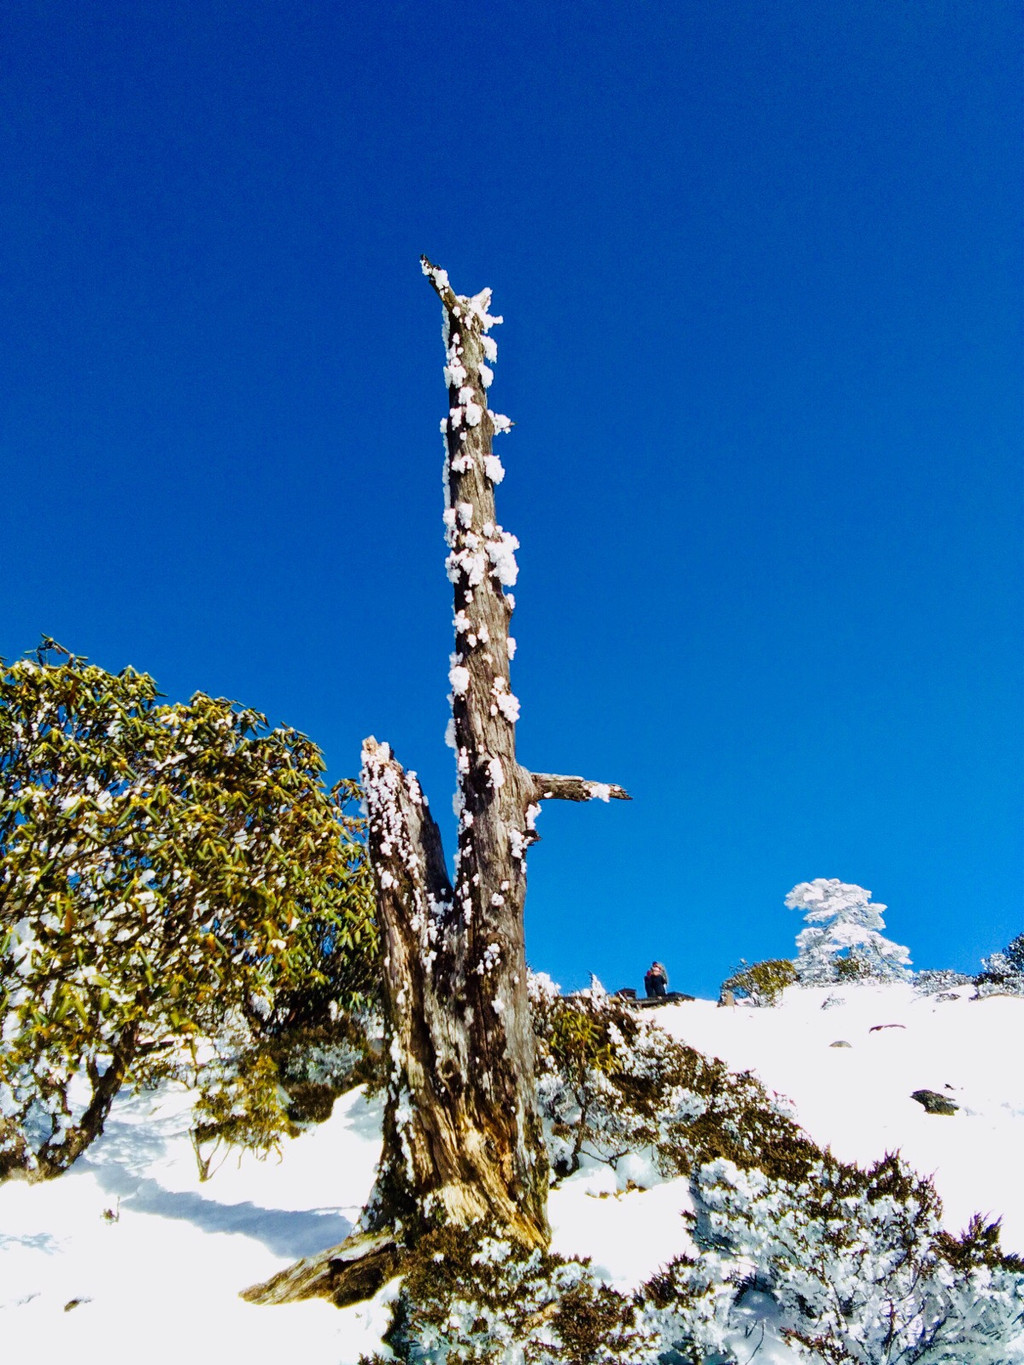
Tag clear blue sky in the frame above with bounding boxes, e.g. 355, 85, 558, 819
2, 1, 1020, 997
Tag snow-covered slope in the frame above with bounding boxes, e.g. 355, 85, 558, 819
1, 982, 1020, 1363
658, 982, 1024, 1251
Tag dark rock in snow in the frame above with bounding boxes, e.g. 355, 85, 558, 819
633, 991, 696, 1009
911, 1089, 959, 1116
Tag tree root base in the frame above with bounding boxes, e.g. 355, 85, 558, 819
240, 1229, 404, 1308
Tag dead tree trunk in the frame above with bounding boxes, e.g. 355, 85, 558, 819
244, 261, 628, 1307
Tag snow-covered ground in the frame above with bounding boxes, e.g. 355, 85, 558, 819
659, 981, 1024, 1252
1, 981, 1020, 1363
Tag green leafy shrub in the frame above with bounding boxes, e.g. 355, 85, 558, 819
189, 1048, 292, 1180
186, 1015, 383, 1178
0, 645, 376, 1180
720, 958, 798, 1006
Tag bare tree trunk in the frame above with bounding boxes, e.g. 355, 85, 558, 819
243, 262, 627, 1307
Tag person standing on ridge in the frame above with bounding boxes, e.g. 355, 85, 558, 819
644, 961, 669, 998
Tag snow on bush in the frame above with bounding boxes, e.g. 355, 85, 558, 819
647, 1155, 1024, 1364
913, 968, 974, 997
360, 1224, 653, 1365
529, 976, 799, 1182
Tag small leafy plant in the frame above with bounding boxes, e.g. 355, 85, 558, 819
720, 958, 798, 1006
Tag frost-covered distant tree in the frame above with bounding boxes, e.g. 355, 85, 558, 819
786, 878, 911, 983
977, 932, 1024, 997
246, 262, 629, 1307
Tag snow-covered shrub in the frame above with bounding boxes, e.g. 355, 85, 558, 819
925, 1216, 1024, 1361
271, 1011, 383, 1124
976, 933, 1024, 998
914, 968, 974, 997
787, 879, 911, 984
365, 1223, 654, 1365
720, 958, 798, 1006
644, 1149, 1024, 1363
835, 949, 876, 980
0, 646, 376, 1180
530, 977, 630, 1175
530, 975, 808, 1183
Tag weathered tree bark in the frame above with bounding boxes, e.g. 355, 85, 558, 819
244, 261, 628, 1307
